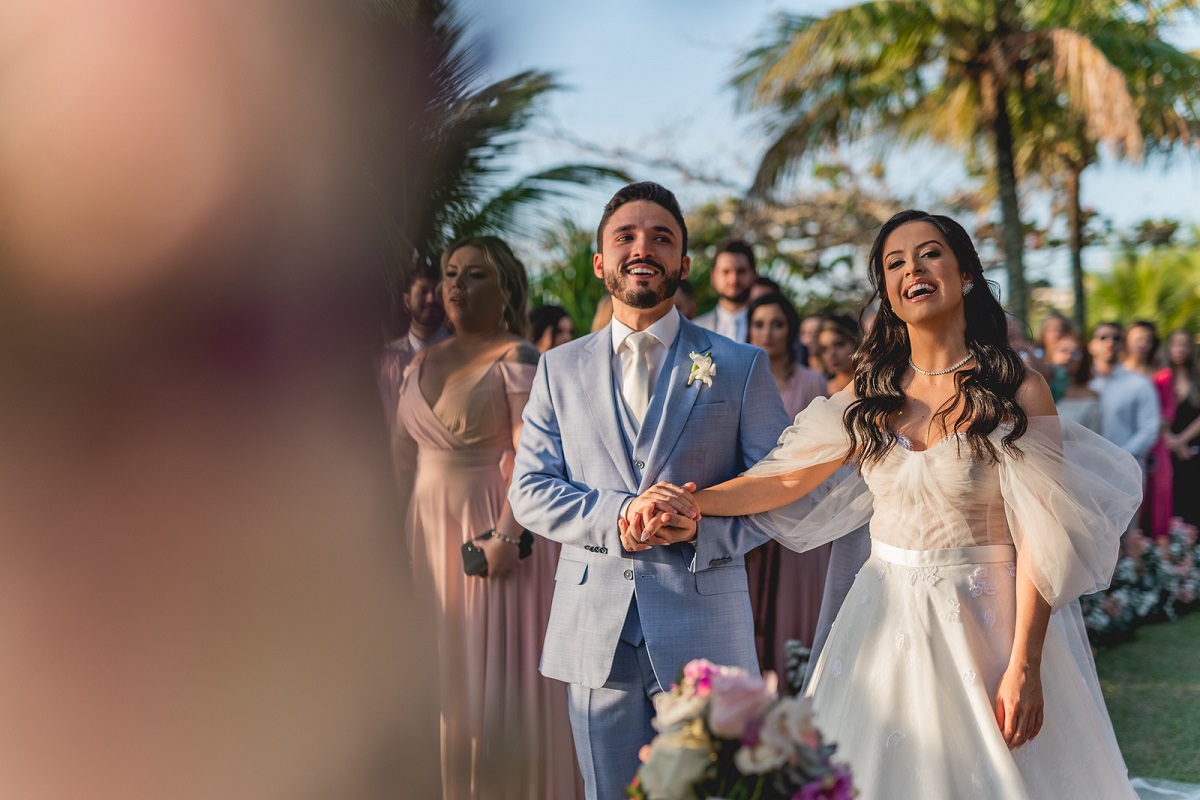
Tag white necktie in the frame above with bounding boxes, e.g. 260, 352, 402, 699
623, 331, 654, 424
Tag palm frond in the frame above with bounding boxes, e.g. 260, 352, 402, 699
1045, 28, 1145, 159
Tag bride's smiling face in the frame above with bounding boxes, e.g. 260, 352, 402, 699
881, 221, 972, 324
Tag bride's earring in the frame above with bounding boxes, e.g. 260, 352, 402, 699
962, 283, 974, 296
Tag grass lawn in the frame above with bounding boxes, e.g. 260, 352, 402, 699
1096, 611, 1200, 781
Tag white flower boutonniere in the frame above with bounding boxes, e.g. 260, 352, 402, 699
687, 351, 715, 388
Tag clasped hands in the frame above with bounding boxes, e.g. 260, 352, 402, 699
619, 481, 701, 553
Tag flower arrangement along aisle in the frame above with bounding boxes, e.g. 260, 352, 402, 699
627, 659, 855, 800
1080, 518, 1200, 648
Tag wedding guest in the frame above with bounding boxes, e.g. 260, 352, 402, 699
1121, 321, 1172, 537
395, 236, 581, 800
530, 304, 575, 354
800, 314, 824, 373
672, 278, 699, 320
817, 313, 859, 394
1049, 331, 1101, 433
590, 294, 613, 332
694, 239, 757, 341
1163, 329, 1200, 527
1089, 321, 1160, 481
744, 292, 830, 681
380, 263, 450, 432
750, 275, 783, 303
631, 209, 1143, 798
1035, 311, 1072, 401
1035, 311, 1070, 361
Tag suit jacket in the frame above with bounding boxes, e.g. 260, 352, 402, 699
509, 317, 789, 689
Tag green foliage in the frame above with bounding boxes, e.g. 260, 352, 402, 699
526, 219, 608, 336
733, 0, 1200, 326
371, 0, 628, 332
1086, 239, 1200, 331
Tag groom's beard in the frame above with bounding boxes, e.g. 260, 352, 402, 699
605, 257, 681, 310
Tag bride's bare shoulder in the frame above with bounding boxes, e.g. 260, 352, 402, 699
1016, 367, 1057, 417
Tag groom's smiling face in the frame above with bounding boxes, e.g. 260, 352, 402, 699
594, 200, 690, 312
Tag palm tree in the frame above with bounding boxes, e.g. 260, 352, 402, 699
1086, 239, 1200, 332
734, 0, 1183, 327
370, 0, 626, 331
1019, 11, 1200, 333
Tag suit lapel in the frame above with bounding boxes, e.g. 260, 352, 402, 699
581, 329, 640, 491
640, 321, 711, 490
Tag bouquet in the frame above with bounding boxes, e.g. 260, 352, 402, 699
627, 659, 855, 800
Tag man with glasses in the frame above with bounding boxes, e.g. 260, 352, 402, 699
1088, 321, 1160, 480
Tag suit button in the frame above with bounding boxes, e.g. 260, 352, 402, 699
634, 460, 645, 469
623, 569, 634, 580
600, 547, 608, 554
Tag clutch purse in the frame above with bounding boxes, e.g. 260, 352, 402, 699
461, 529, 535, 577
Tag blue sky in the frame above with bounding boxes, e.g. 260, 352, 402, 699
462, 0, 1200, 288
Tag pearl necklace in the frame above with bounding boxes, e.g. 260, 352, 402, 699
909, 352, 974, 376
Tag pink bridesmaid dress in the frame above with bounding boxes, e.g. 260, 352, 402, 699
396, 350, 582, 800
745, 362, 832, 684
1150, 367, 1177, 539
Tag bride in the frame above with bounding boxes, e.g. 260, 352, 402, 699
626, 210, 1142, 798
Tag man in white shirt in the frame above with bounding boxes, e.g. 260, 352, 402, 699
379, 264, 450, 430
693, 239, 757, 342
510, 182, 787, 800
1088, 321, 1160, 473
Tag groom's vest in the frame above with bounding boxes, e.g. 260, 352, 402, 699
611, 332, 685, 646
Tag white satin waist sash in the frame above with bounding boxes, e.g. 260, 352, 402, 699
871, 539, 1016, 567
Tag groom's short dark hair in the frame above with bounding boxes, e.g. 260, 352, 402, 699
596, 181, 688, 255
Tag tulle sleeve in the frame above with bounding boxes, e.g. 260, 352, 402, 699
998, 415, 1143, 611
743, 392, 875, 553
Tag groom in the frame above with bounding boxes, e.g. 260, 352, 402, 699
509, 181, 789, 799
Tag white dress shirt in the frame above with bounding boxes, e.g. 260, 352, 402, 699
611, 307, 681, 418
712, 304, 748, 343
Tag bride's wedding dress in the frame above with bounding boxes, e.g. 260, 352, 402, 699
748, 393, 1145, 799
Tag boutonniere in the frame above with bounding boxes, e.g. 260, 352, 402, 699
687, 351, 715, 388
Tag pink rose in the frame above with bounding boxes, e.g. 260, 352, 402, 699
708, 670, 778, 738
682, 659, 720, 696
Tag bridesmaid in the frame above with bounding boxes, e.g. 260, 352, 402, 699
744, 293, 830, 685
1163, 329, 1200, 528
395, 236, 581, 800
818, 313, 860, 393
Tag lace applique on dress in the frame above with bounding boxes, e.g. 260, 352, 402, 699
831, 658, 843, 678
885, 731, 906, 748
963, 670, 977, 686
969, 567, 999, 597
983, 610, 996, 629
1005, 561, 1017, 578
908, 565, 941, 586
944, 598, 961, 623
895, 632, 906, 649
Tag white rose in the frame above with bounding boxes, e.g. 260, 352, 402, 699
653, 687, 708, 732
637, 732, 711, 800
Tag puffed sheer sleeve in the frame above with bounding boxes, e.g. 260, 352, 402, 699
998, 415, 1143, 611
742, 392, 874, 553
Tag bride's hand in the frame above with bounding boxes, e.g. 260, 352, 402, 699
624, 482, 700, 525
994, 662, 1044, 749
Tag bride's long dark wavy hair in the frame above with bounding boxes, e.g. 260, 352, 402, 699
845, 210, 1028, 466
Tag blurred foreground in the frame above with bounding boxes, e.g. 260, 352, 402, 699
0, 1, 438, 798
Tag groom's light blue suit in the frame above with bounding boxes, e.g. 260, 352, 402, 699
509, 314, 789, 799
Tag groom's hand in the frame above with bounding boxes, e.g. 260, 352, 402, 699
638, 509, 697, 545
624, 482, 700, 525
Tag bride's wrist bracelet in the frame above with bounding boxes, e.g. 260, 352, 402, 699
492, 531, 521, 547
